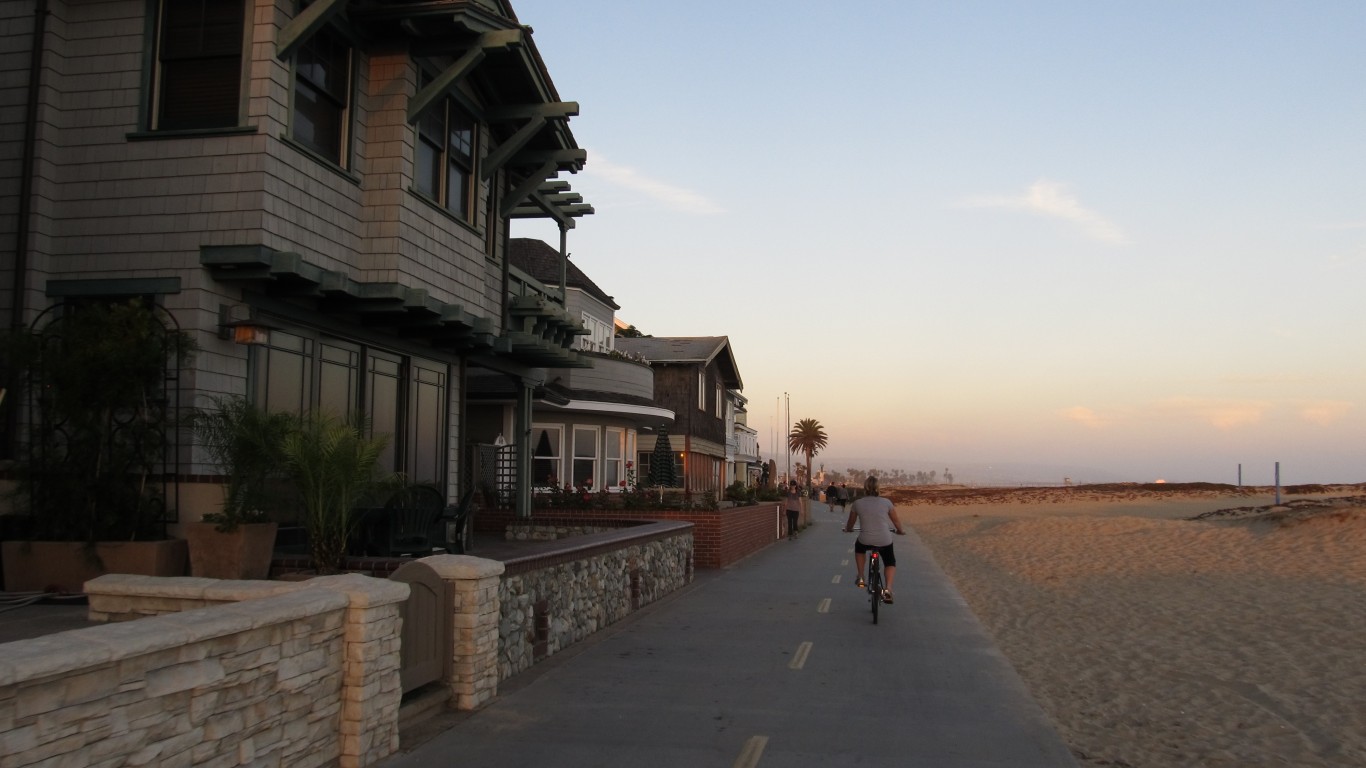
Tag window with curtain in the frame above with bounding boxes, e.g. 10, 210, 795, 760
532, 426, 563, 486
573, 426, 599, 489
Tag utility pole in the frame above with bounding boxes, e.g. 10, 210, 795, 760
784, 391, 790, 484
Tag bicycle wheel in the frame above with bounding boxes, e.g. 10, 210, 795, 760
869, 569, 882, 624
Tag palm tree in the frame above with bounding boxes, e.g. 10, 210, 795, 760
787, 418, 828, 490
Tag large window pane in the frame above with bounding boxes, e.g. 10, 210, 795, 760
605, 428, 623, 489
318, 341, 359, 416
260, 331, 312, 415
573, 427, 598, 489
407, 358, 446, 486
367, 354, 401, 473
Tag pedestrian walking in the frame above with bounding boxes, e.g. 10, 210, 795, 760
784, 481, 801, 539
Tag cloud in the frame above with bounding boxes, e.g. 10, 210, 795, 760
584, 152, 724, 215
1297, 400, 1353, 426
1154, 397, 1270, 430
1062, 406, 1110, 428
962, 179, 1129, 244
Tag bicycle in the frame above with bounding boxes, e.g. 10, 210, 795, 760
866, 549, 885, 624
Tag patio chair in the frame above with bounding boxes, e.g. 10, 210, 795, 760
382, 485, 446, 557
439, 486, 476, 555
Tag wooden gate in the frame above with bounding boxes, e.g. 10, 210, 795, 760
390, 560, 448, 694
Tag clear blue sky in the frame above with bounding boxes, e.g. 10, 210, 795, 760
510, 1, 1366, 485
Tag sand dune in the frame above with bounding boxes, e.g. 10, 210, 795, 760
897, 484, 1366, 768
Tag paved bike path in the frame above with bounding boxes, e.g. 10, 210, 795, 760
382, 509, 1079, 767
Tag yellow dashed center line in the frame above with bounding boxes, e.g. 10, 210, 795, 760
733, 735, 769, 768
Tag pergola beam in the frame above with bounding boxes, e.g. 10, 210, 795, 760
407, 28, 524, 124
482, 115, 547, 180
276, 0, 347, 60
485, 102, 580, 121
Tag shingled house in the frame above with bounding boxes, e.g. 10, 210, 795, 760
464, 239, 673, 498
613, 336, 744, 498
1, 0, 598, 522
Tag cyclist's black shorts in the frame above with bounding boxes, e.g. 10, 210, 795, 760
854, 541, 896, 567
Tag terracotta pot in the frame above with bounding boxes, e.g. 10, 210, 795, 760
183, 522, 279, 580
1, 539, 188, 593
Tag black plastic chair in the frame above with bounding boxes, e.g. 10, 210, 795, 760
382, 485, 446, 557
439, 487, 475, 555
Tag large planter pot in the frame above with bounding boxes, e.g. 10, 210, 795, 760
183, 522, 279, 580
1, 539, 188, 593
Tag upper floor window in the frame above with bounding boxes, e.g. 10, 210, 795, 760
698, 371, 706, 410
415, 80, 476, 220
293, 24, 352, 165
578, 312, 612, 354
150, 0, 244, 130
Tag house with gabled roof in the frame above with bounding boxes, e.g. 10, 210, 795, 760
0, 0, 599, 523
463, 239, 673, 498
613, 336, 744, 498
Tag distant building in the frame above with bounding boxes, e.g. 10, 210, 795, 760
614, 336, 745, 497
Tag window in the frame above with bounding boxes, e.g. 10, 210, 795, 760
605, 428, 625, 489
151, 0, 244, 130
716, 384, 723, 418
578, 313, 612, 353
254, 330, 447, 485
573, 426, 599, 489
532, 425, 563, 487
293, 23, 352, 164
698, 371, 706, 410
415, 78, 476, 220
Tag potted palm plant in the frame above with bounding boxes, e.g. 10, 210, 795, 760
281, 411, 396, 574
186, 396, 294, 579
1, 299, 196, 592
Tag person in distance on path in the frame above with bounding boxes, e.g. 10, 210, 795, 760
843, 476, 905, 602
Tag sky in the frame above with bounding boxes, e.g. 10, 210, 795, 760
508, 1, 1366, 486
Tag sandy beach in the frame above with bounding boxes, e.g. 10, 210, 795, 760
892, 483, 1366, 768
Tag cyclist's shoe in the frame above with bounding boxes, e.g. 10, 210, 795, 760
856, 578, 865, 589
882, 590, 894, 604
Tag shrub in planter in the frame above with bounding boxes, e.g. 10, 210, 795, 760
186, 396, 295, 579
281, 411, 397, 574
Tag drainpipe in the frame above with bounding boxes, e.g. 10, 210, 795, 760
12, 0, 48, 332
558, 224, 568, 300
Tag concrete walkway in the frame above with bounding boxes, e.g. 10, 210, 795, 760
383, 505, 1079, 767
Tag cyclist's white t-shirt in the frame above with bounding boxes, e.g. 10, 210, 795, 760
851, 496, 896, 547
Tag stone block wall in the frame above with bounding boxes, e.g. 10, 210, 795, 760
8, 573, 410, 768
497, 528, 692, 680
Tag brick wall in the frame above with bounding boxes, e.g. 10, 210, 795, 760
476, 504, 782, 569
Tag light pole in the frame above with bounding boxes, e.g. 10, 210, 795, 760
784, 391, 790, 484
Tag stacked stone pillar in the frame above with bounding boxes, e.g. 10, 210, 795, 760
418, 555, 505, 710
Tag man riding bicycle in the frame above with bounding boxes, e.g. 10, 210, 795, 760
843, 476, 905, 603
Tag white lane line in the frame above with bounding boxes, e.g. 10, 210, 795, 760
841, 559, 849, 566
789, 641, 812, 670
733, 735, 769, 768
817, 598, 831, 613
831, 574, 842, 584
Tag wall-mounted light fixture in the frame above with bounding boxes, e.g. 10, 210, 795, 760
217, 304, 278, 346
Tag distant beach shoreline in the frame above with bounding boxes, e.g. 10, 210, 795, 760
897, 483, 1366, 768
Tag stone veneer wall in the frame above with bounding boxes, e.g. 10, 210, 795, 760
497, 527, 693, 680
0, 574, 407, 768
